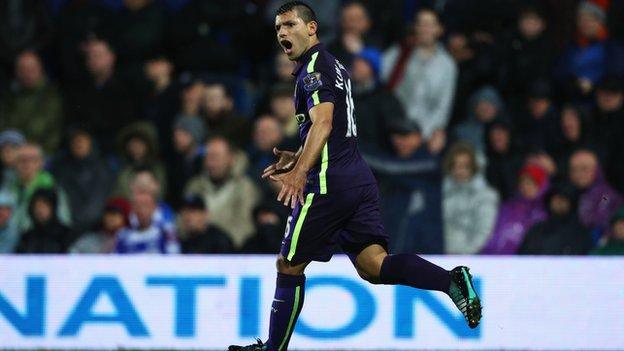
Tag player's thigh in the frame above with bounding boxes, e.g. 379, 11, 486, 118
280, 193, 347, 266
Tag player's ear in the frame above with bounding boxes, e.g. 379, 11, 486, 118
307, 20, 318, 37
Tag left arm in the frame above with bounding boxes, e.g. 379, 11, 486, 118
271, 102, 333, 208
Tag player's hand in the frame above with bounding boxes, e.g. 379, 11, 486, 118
262, 147, 298, 179
270, 167, 307, 209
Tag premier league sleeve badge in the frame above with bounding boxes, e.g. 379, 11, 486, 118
303, 72, 322, 92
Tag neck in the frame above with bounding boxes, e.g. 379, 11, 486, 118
94, 70, 113, 86
298, 38, 321, 62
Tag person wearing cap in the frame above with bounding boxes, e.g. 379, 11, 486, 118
360, 117, 444, 254
591, 205, 624, 255
556, 1, 624, 98
178, 194, 233, 254
167, 116, 206, 208
481, 164, 550, 254
0, 129, 26, 192
70, 198, 131, 254
352, 48, 406, 153
49, 128, 114, 233
519, 182, 592, 255
0, 191, 18, 253
594, 76, 624, 193
0, 50, 63, 154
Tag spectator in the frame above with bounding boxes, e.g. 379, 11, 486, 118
50, 128, 114, 233
269, 83, 299, 148
65, 39, 135, 154
498, 6, 555, 102
328, 1, 380, 67
142, 57, 179, 148
178, 194, 233, 254
0, 51, 63, 154
129, 169, 175, 228
176, 79, 205, 119
15, 188, 75, 254
248, 115, 285, 183
481, 164, 549, 254
202, 82, 251, 149
515, 79, 560, 154
452, 86, 505, 156
167, 116, 205, 209
113, 122, 167, 198
443, 142, 499, 254
10, 143, 71, 232
382, 8, 457, 139
593, 77, 624, 193
519, 182, 592, 255
0, 129, 26, 191
362, 118, 443, 254
553, 104, 597, 176
569, 149, 623, 237
351, 48, 405, 152
485, 120, 524, 200
0, 191, 18, 253
556, 1, 624, 99
115, 188, 179, 254
70, 197, 130, 254
253, 51, 296, 116
242, 202, 287, 254
591, 205, 624, 255
185, 137, 260, 248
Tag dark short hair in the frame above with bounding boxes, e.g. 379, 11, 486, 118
276, 1, 317, 23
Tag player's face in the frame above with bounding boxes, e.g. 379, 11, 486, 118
276, 11, 314, 60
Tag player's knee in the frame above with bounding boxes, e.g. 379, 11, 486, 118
276, 256, 306, 275
356, 267, 382, 284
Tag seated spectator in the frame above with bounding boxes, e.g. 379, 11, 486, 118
382, 8, 457, 139
351, 49, 405, 152
70, 198, 130, 254
556, 1, 624, 100
443, 142, 499, 254
248, 115, 285, 183
202, 82, 250, 149
553, 104, 597, 176
129, 169, 175, 228
175, 79, 205, 119
10, 143, 71, 232
113, 122, 167, 198
115, 188, 179, 254
0, 51, 63, 154
64, 39, 135, 154
242, 203, 287, 254
167, 116, 205, 209
253, 51, 296, 116
593, 77, 624, 193
453, 85, 505, 156
591, 206, 624, 255
16, 188, 75, 254
0, 191, 18, 253
269, 83, 299, 148
515, 80, 560, 154
485, 120, 524, 200
141, 57, 179, 146
178, 194, 233, 254
481, 164, 549, 254
362, 118, 443, 254
50, 128, 114, 233
185, 137, 260, 249
519, 182, 592, 255
498, 5, 555, 102
569, 149, 623, 237
0, 129, 26, 191
328, 1, 381, 68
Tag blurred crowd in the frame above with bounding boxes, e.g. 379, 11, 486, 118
1, 0, 624, 256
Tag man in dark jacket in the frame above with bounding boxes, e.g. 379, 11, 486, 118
16, 188, 75, 254
519, 182, 592, 255
50, 128, 114, 233
242, 202, 287, 254
179, 194, 233, 254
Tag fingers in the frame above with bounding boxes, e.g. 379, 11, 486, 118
262, 164, 276, 178
298, 188, 305, 206
273, 147, 282, 156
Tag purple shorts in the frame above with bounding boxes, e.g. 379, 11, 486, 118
280, 183, 389, 265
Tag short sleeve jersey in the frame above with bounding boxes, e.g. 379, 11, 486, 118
293, 43, 376, 194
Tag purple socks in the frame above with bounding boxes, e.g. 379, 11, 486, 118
265, 273, 306, 351
379, 253, 451, 293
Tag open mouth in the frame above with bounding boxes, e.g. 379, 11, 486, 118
280, 39, 293, 55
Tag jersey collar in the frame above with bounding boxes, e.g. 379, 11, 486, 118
292, 42, 324, 76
